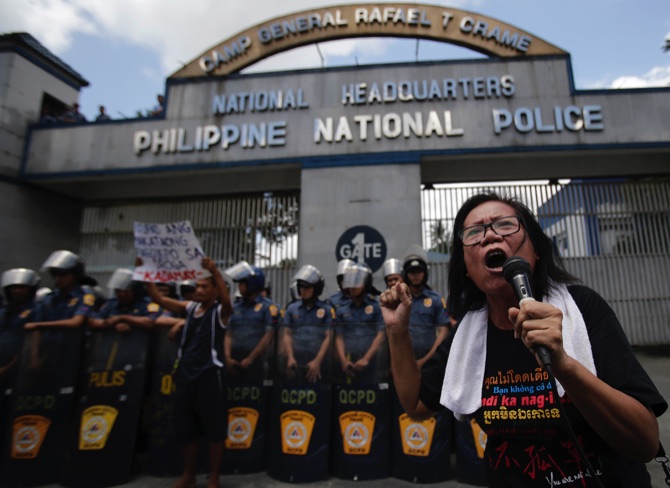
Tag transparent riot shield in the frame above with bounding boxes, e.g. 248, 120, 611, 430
62, 328, 151, 488
221, 321, 275, 474
267, 322, 333, 482
331, 321, 391, 480
0, 328, 84, 487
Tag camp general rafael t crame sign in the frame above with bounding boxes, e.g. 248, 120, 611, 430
170, 3, 567, 79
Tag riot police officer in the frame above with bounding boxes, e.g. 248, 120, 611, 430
24, 250, 95, 330
281, 265, 334, 384
327, 258, 354, 311
89, 268, 159, 332
0, 268, 41, 387
382, 258, 404, 289
222, 261, 279, 473
334, 263, 386, 384
2, 251, 95, 486
401, 251, 450, 368
224, 261, 279, 377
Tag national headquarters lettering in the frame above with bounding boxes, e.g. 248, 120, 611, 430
132, 74, 604, 156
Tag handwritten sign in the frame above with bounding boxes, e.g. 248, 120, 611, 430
132, 220, 208, 282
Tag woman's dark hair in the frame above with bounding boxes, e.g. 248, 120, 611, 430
447, 192, 578, 318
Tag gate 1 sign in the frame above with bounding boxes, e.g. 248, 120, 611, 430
335, 226, 387, 273
132, 220, 208, 282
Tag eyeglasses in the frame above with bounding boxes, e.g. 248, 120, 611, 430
458, 215, 521, 246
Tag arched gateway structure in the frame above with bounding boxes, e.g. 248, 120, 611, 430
3, 4, 670, 344
170, 4, 567, 78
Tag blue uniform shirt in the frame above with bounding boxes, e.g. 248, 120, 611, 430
334, 295, 384, 357
41, 286, 95, 321
0, 301, 42, 366
282, 299, 334, 360
408, 287, 450, 357
326, 290, 351, 310
228, 295, 280, 352
334, 295, 386, 384
95, 297, 161, 319
282, 299, 335, 327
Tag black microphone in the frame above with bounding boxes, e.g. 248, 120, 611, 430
502, 256, 552, 368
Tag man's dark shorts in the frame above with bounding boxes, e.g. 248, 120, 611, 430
173, 367, 227, 443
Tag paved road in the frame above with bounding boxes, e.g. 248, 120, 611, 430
41, 347, 670, 488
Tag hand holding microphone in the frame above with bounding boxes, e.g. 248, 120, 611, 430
502, 256, 553, 369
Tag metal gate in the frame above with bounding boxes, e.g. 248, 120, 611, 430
421, 179, 670, 345
79, 191, 299, 306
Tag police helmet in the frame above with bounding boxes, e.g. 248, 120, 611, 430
179, 279, 197, 298
107, 268, 134, 295
41, 250, 85, 279
335, 258, 354, 289
382, 258, 403, 279
1, 268, 40, 300
336, 258, 354, 278
35, 287, 52, 302
341, 262, 373, 290
402, 252, 429, 285
224, 261, 265, 295
293, 264, 325, 296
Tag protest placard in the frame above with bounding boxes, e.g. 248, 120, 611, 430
132, 220, 209, 282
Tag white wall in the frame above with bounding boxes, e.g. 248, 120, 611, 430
299, 164, 422, 297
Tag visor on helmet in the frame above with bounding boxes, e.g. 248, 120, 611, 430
224, 261, 256, 282
342, 263, 371, 289
107, 268, 134, 294
336, 258, 354, 277
382, 258, 402, 278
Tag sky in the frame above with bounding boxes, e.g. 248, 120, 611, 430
1, 0, 669, 121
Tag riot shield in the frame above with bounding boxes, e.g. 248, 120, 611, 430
330, 322, 390, 480
391, 323, 453, 483
145, 326, 183, 476
144, 325, 212, 477
390, 391, 453, 482
61, 328, 151, 488
221, 322, 275, 474
454, 416, 488, 486
266, 323, 333, 483
0, 333, 23, 461
0, 328, 84, 487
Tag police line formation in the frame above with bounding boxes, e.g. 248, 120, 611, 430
0, 249, 475, 488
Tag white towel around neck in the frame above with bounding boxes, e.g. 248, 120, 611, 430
440, 283, 597, 420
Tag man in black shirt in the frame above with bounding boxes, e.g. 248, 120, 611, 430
146, 257, 232, 488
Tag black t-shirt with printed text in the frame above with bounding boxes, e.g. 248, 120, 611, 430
419, 285, 667, 487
